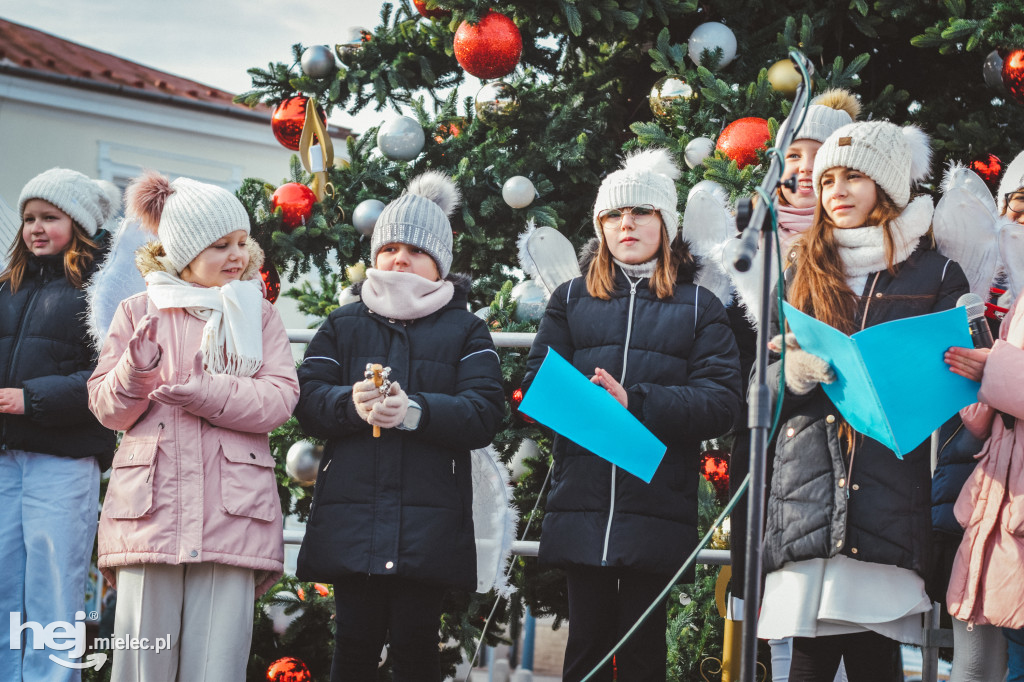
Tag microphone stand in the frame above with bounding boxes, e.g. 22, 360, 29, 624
731, 49, 813, 682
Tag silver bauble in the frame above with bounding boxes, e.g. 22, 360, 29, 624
353, 198, 386, 236
510, 279, 548, 323
684, 137, 716, 169
285, 441, 323, 486
301, 45, 337, 79
474, 81, 520, 127
377, 116, 425, 161
502, 175, 535, 209
984, 50, 1006, 91
687, 22, 737, 70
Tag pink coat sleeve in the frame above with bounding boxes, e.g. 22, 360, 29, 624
88, 298, 162, 431
181, 300, 300, 433
976, 339, 1024, 421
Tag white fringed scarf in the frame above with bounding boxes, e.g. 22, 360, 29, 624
145, 271, 264, 377
361, 268, 454, 321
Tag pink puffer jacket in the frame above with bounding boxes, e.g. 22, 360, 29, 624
947, 299, 1024, 629
88, 291, 299, 597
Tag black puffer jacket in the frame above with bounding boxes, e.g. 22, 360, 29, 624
524, 242, 743, 576
294, 274, 504, 590
0, 245, 115, 467
763, 240, 969, 576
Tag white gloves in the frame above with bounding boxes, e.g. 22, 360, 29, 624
770, 334, 835, 396
368, 382, 409, 429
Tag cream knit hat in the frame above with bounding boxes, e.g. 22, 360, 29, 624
776, 88, 861, 146
593, 148, 681, 242
126, 171, 250, 275
997, 149, 1024, 213
371, 171, 459, 278
812, 121, 932, 208
18, 168, 121, 237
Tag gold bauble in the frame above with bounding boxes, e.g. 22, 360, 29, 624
767, 58, 803, 96
648, 75, 698, 119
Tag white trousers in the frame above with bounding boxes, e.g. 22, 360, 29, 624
111, 563, 254, 682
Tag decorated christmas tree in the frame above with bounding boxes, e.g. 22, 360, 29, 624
219, 0, 1024, 679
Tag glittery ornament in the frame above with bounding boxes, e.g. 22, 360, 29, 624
984, 50, 1005, 91
336, 28, 372, 62
1002, 49, 1024, 106
271, 96, 326, 151
715, 117, 770, 169
970, 153, 1003, 191
687, 22, 737, 70
474, 81, 520, 127
413, 0, 450, 19
700, 450, 730, 501
260, 260, 281, 304
648, 76, 698, 120
301, 45, 336, 79
271, 182, 317, 231
266, 656, 311, 682
767, 58, 802, 96
454, 11, 522, 80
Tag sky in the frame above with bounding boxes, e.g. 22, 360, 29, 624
1, 0, 403, 134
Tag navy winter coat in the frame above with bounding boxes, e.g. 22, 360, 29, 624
0, 247, 115, 467
524, 255, 743, 577
294, 275, 504, 591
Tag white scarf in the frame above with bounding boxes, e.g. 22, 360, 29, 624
361, 269, 455, 321
832, 196, 933, 294
145, 271, 264, 377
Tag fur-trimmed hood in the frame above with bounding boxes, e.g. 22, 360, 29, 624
576, 236, 700, 285
135, 238, 265, 280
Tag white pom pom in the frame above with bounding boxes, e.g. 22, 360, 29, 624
902, 125, 932, 185
406, 170, 461, 216
620, 148, 681, 181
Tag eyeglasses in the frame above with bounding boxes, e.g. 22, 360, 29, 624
1006, 191, 1024, 213
598, 204, 660, 229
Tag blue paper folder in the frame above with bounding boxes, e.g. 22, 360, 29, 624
518, 348, 667, 483
782, 302, 980, 457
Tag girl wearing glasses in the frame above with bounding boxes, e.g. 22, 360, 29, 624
757, 121, 969, 681
524, 148, 743, 682
943, 153, 1024, 682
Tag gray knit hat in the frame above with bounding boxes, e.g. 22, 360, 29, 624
126, 171, 250, 275
18, 167, 121, 237
371, 171, 460, 278
776, 88, 861, 146
813, 121, 932, 209
593, 148, 681, 242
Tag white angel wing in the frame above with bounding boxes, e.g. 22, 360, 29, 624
683, 181, 735, 306
471, 445, 519, 597
517, 221, 582, 296
0, 195, 19, 272
86, 219, 154, 350
998, 220, 1024, 304
933, 165, 1001, 298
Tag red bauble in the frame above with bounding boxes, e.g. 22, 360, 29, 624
454, 11, 522, 80
1001, 49, 1024, 106
313, 583, 330, 597
260, 261, 281, 304
271, 96, 326, 151
970, 153, 1003, 191
271, 183, 317, 231
700, 450, 730, 500
413, 0, 450, 19
266, 656, 311, 682
511, 387, 535, 424
715, 117, 771, 169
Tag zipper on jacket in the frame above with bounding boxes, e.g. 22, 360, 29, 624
601, 275, 641, 565
844, 272, 880, 494
1, 279, 44, 450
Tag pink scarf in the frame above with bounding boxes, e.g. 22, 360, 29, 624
775, 201, 816, 252
360, 269, 454, 321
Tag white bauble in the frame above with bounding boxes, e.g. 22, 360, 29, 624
687, 22, 737, 70
502, 176, 536, 209
510, 279, 548, 323
509, 438, 540, 480
376, 116, 425, 161
684, 137, 716, 168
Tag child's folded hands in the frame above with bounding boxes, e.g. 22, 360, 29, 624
149, 351, 210, 409
368, 382, 409, 429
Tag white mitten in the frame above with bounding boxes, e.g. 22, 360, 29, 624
352, 378, 382, 423
369, 382, 409, 429
770, 334, 835, 395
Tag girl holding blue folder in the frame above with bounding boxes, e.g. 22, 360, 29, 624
524, 148, 742, 682
757, 121, 969, 682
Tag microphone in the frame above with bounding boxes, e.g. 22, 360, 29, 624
958, 293, 994, 349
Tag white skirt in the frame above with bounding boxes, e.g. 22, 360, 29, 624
757, 555, 932, 644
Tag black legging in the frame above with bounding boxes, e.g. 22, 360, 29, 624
789, 631, 902, 682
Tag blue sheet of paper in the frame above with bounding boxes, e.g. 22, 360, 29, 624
782, 302, 980, 457
519, 348, 667, 483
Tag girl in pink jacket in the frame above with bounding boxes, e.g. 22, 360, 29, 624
87, 172, 300, 682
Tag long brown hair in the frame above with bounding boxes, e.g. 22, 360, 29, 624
787, 187, 904, 334
586, 223, 694, 300
0, 221, 99, 293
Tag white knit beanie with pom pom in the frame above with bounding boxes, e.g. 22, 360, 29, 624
812, 120, 932, 209
18, 167, 122, 237
371, 171, 460, 278
997, 149, 1024, 213
776, 88, 861, 146
125, 171, 250, 275
593, 148, 681, 242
